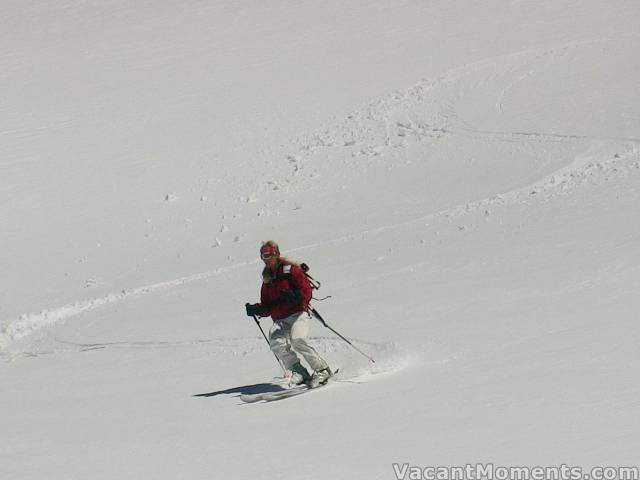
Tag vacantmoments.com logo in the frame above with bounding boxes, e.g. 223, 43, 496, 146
391, 464, 640, 480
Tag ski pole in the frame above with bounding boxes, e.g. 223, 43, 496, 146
251, 314, 270, 346
246, 305, 286, 373
309, 306, 376, 364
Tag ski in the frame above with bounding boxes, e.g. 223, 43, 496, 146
240, 369, 339, 403
260, 384, 324, 401
240, 385, 308, 403
240, 383, 326, 403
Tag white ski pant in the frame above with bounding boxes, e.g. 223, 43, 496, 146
269, 312, 328, 372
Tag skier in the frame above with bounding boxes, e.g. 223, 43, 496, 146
245, 240, 332, 387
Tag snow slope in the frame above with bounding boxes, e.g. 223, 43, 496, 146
2, 1, 639, 479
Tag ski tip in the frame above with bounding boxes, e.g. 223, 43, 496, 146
239, 394, 261, 403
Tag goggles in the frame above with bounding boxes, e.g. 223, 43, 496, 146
260, 245, 279, 259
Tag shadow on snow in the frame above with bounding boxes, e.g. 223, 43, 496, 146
193, 382, 285, 398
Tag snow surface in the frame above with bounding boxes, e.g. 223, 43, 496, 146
2, 1, 639, 478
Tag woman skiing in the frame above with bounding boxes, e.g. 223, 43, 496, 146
246, 241, 332, 387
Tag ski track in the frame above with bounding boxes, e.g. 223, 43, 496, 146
0, 264, 254, 352
8, 332, 409, 382
284, 36, 640, 167
3, 39, 639, 354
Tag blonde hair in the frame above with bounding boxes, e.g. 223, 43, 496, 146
260, 240, 300, 283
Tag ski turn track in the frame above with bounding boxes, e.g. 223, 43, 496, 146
0, 264, 252, 352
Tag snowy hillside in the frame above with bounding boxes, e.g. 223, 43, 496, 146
2, 1, 639, 479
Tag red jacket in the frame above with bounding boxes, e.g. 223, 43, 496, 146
259, 264, 312, 320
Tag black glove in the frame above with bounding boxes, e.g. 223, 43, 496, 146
245, 303, 261, 317
279, 289, 301, 304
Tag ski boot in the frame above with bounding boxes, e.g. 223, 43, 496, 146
308, 367, 333, 388
289, 363, 311, 386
